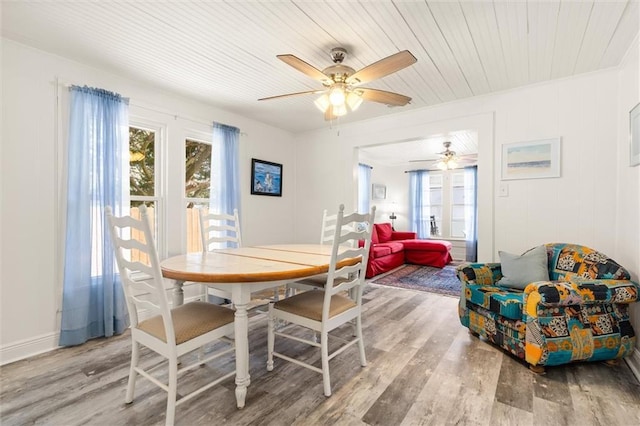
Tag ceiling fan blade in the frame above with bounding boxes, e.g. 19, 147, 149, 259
258, 90, 324, 101
356, 88, 411, 106
346, 50, 417, 85
277, 54, 330, 83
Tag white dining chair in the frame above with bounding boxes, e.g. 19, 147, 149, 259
106, 205, 235, 426
198, 208, 241, 304
286, 208, 356, 294
198, 208, 281, 310
266, 204, 376, 397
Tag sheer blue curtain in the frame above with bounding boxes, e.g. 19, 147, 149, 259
211, 122, 240, 248
59, 86, 130, 346
409, 170, 430, 239
358, 163, 372, 214
464, 166, 478, 261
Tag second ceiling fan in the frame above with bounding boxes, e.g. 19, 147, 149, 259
409, 141, 477, 170
258, 47, 417, 120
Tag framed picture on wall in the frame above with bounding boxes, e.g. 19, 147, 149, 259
251, 158, 282, 196
372, 183, 386, 199
501, 137, 561, 180
630, 102, 640, 167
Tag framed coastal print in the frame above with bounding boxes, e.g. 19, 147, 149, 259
630, 102, 640, 167
372, 183, 386, 200
251, 158, 282, 196
501, 137, 561, 180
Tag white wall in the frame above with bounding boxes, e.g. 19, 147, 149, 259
0, 40, 296, 363
359, 160, 409, 228
615, 37, 640, 374
293, 53, 639, 353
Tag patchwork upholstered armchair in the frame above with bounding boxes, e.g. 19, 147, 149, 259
457, 243, 639, 373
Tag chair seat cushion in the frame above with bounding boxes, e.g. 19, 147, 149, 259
290, 274, 350, 288
274, 290, 356, 321
465, 285, 523, 320
138, 301, 234, 344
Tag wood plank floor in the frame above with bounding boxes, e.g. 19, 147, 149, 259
2, 284, 639, 425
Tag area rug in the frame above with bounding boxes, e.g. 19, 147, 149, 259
369, 264, 462, 297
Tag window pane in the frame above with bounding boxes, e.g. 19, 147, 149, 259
451, 220, 466, 238
430, 188, 442, 205
185, 139, 211, 199
451, 172, 465, 187
129, 201, 157, 265
452, 205, 465, 220
129, 127, 155, 196
186, 203, 207, 253
429, 174, 443, 187
452, 187, 465, 204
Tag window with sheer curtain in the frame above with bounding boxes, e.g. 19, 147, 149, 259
185, 123, 240, 252
409, 168, 476, 247
59, 86, 130, 346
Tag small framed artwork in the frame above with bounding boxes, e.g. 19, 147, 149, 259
501, 137, 561, 180
630, 102, 640, 167
251, 158, 282, 196
372, 183, 386, 200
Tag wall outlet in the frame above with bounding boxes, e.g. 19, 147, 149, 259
499, 182, 509, 197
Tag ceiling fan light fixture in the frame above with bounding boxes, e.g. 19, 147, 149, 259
329, 85, 346, 106
314, 94, 330, 113
332, 103, 347, 117
346, 92, 363, 111
436, 160, 447, 170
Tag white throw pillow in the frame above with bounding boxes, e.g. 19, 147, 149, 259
497, 245, 549, 290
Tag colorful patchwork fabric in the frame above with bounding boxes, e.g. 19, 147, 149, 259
456, 263, 502, 285
465, 303, 526, 359
545, 243, 631, 281
523, 299, 637, 366
457, 243, 640, 368
466, 284, 523, 320
524, 280, 639, 306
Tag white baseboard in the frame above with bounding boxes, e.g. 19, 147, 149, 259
0, 332, 61, 366
625, 347, 640, 383
0, 293, 205, 366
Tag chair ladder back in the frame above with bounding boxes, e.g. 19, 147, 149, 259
321, 209, 357, 247
323, 205, 376, 304
199, 208, 242, 252
106, 205, 176, 342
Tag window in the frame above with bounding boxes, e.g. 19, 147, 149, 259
423, 170, 474, 239
129, 125, 161, 262
428, 174, 443, 237
450, 172, 466, 238
185, 138, 212, 253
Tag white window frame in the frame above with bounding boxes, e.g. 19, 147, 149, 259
427, 170, 469, 240
129, 119, 166, 258
184, 131, 215, 252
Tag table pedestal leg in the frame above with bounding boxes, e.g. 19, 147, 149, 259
233, 287, 251, 408
172, 280, 184, 306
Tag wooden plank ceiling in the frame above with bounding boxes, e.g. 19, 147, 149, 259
2, 1, 638, 134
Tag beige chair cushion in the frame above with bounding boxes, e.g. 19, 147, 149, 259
291, 274, 350, 288
138, 301, 234, 344
274, 290, 356, 321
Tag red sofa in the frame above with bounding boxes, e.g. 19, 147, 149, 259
365, 223, 453, 278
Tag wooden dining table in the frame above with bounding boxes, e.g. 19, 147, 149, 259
159, 244, 361, 409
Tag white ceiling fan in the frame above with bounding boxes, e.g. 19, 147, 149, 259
409, 141, 477, 170
258, 47, 417, 120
